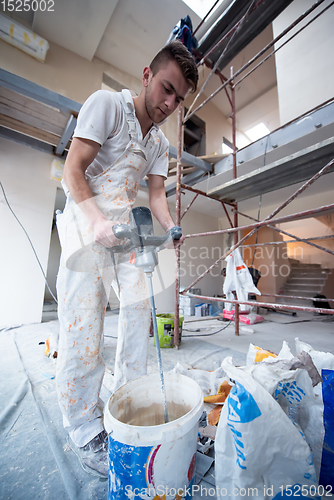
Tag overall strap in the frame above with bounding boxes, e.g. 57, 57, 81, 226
120, 89, 137, 140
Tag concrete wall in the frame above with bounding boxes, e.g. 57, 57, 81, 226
0, 38, 142, 105
273, 0, 334, 125
184, 93, 236, 155
322, 270, 334, 303
235, 86, 280, 138
183, 91, 249, 155
0, 137, 57, 327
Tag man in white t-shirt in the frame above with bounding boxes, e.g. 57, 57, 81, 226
55, 41, 198, 478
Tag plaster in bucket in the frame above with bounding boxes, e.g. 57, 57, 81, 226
104, 372, 204, 499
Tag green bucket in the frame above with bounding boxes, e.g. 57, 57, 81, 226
154, 313, 184, 348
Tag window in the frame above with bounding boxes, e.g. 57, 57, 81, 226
245, 123, 270, 142
181, 0, 222, 19
184, 109, 206, 156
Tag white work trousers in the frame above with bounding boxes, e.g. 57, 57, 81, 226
56, 248, 150, 447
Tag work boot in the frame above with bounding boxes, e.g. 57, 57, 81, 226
68, 430, 108, 479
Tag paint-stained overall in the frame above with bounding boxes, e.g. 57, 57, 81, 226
56, 90, 163, 447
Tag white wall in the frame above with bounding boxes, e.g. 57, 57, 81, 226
273, 0, 334, 125
236, 86, 280, 138
44, 187, 66, 301
44, 219, 61, 302
0, 137, 57, 327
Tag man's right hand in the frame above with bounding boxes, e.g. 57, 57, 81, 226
93, 219, 123, 247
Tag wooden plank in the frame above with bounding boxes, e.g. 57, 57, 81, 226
167, 167, 196, 177
0, 68, 81, 114
0, 102, 66, 137
168, 152, 228, 170
199, 153, 229, 163
168, 145, 212, 172
0, 86, 70, 130
0, 113, 65, 147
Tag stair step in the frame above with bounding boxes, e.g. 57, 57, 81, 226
290, 261, 322, 268
289, 267, 330, 277
281, 260, 333, 307
283, 283, 324, 290
282, 288, 322, 297
276, 297, 314, 307
288, 278, 327, 285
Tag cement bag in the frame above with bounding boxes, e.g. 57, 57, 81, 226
255, 354, 323, 482
245, 340, 324, 481
295, 338, 334, 374
223, 249, 260, 312
215, 357, 318, 500
295, 339, 334, 490
246, 343, 277, 364
172, 362, 226, 396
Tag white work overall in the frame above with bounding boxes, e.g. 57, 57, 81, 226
56, 91, 158, 447
223, 249, 261, 312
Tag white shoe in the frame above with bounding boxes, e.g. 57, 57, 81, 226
68, 430, 108, 479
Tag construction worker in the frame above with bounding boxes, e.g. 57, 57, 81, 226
55, 41, 198, 478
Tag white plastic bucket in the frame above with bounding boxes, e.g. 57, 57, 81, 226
104, 372, 204, 500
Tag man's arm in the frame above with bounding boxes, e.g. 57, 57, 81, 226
148, 174, 184, 247
63, 137, 120, 247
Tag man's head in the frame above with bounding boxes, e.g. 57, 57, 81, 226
150, 40, 198, 94
142, 41, 198, 124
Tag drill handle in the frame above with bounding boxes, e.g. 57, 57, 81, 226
169, 225, 182, 240
112, 224, 133, 240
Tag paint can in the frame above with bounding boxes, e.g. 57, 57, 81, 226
104, 372, 203, 499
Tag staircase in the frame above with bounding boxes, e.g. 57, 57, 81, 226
278, 258, 331, 307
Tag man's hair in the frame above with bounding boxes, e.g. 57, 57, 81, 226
150, 40, 198, 93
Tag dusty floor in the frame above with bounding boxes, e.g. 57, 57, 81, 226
0, 304, 333, 499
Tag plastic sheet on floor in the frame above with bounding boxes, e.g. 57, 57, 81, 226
0, 316, 246, 499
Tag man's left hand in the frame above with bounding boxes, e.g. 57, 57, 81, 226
165, 225, 185, 249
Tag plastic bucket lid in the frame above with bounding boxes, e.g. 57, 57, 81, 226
104, 372, 203, 446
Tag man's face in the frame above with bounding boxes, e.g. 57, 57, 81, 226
144, 60, 191, 124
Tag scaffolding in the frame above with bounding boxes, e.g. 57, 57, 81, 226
173, 0, 334, 344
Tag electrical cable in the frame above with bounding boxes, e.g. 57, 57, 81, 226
105, 319, 234, 339
182, 318, 233, 337
0, 180, 58, 304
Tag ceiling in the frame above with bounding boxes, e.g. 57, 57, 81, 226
9, 0, 279, 134
195, 0, 294, 71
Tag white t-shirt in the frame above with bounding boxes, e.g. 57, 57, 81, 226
73, 89, 169, 180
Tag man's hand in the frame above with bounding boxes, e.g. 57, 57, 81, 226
170, 225, 185, 249
173, 234, 185, 249
93, 219, 122, 247
164, 226, 185, 249
148, 175, 185, 249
